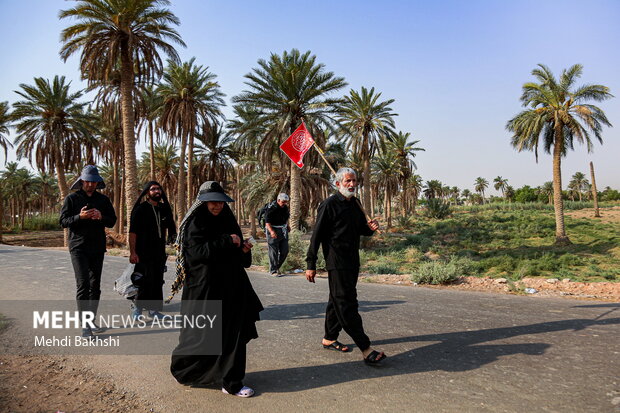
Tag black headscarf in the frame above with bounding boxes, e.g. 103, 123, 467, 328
131, 180, 173, 217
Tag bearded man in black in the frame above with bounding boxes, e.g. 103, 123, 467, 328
129, 181, 176, 319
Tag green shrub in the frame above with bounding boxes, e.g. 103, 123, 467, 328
279, 231, 325, 272
11, 214, 60, 231
424, 199, 452, 219
411, 256, 474, 284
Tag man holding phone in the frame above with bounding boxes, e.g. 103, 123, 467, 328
60, 165, 116, 338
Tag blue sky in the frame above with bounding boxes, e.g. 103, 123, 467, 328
1, 0, 618, 194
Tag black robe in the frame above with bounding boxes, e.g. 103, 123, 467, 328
129, 201, 175, 310
170, 204, 263, 391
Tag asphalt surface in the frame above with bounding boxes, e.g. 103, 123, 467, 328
0, 244, 619, 413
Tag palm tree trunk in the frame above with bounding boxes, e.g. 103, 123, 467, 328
0, 191, 4, 243
290, 160, 301, 231
54, 153, 69, 247
590, 161, 600, 218
250, 213, 257, 239
113, 152, 121, 232
177, 132, 188, 223
186, 132, 194, 208
120, 45, 140, 236
370, 186, 375, 217
363, 154, 372, 214
119, 179, 125, 234
552, 133, 570, 245
149, 121, 155, 181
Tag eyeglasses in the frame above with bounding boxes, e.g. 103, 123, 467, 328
149, 188, 162, 192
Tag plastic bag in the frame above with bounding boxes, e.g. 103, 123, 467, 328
114, 263, 139, 298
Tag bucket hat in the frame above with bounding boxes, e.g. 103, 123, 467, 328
70, 165, 106, 190
197, 181, 234, 202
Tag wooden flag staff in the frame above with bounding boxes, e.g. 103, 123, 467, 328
312, 143, 379, 230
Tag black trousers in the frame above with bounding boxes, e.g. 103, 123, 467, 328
324, 268, 371, 351
70, 249, 105, 317
267, 229, 289, 273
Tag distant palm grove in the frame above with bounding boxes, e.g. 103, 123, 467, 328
0, 0, 615, 246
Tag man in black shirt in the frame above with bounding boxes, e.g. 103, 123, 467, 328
305, 167, 386, 365
60, 165, 116, 338
129, 181, 176, 319
265, 193, 290, 276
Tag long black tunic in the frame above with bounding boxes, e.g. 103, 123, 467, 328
129, 201, 176, 309
170, 204, 263, 386
306, 193, 375, 271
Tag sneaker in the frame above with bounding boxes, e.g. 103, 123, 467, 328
270, 272, 280, 277
81, 327, 94, 339
130, 304, 142, 321
222, 386, 254, 398
148, 311, 169, 320
91, 323, 107, 334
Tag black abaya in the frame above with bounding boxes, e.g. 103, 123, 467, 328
170, 204, 263, 393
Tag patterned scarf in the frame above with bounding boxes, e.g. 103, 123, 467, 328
165, 199, 204, 303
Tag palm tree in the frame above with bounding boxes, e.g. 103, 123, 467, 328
461, 189, 472, 205
474, 177, 489, 202
59, 0, 185, 226
568, 172, 589, 201
336, 87, 397, 213
138, 143, 178, 189
506, 64, 612, 245
493, 176, 508, 199
0, 101, 12, 160
474, 178, 488, 201
156, 58, 225, 221
541, 181, 554, 205
0, 101, 13, 242
423, 180, 442, 199
387, 131, 424, 215
12, 76, 95, 206
589, 161, 600, 217
193, 122, 236, 183
372, 146, 399, 227
409, 174, 423, 214
232, 49, 346, 230
504, 186, 515, 203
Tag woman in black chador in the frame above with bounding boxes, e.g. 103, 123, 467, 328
169, 181, 263, 398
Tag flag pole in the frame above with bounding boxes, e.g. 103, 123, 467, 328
312, 143, 379, 231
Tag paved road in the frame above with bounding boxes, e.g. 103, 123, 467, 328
0, 244, 619, 412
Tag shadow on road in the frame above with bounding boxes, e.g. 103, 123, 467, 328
247, 316, 620, 393
260, 300, 406, 321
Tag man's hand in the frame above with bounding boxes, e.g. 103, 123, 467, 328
368, 219, 379, 231
230, 234, 241, 247
269, 230, 277, 239
79, 206, 102, 220
129, 252, 139, 264
306, 269, 316, 283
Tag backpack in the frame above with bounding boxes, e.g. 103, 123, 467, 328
257, 201, 276, 230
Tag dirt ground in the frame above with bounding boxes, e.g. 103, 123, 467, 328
0, 354, 155, 413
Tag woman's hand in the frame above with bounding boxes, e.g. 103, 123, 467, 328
241, 239, 253, 253
230, 234, 241, 247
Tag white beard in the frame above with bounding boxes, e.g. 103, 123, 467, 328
338, 185, 356, 199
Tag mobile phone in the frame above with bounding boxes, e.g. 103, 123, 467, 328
85, 203, 93, 210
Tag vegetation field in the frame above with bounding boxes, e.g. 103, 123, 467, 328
358, 206, 620, 283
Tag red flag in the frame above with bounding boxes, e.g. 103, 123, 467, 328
280, 122, 315, 168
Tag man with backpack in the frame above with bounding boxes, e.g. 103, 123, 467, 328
264, 193, 290, 276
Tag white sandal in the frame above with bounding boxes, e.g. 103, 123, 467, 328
222, 386, 254, 398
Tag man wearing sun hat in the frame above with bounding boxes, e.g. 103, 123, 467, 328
60, 165, 117, 338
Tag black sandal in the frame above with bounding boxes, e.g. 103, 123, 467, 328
323, 340, 351, 352
363, 350, 386, 365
